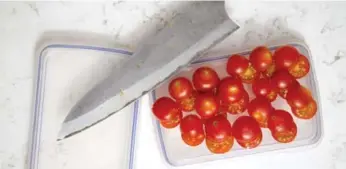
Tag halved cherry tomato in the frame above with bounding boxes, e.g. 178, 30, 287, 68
226, 54, 259, 84
291, 99, 317, 119
252, 77, 278, 102
217, 76, 245, 103
180, 115, 205, 146
192, 66, 220, 92
286, 85, 312, 109
267, 110, 297, 143
273, 45, 300, 70
249, 46, 273, 72
232, 116, 262, 149
168, 77, 193, 100
288, 54, 310, 79
204, 115, 233, 143
152, 97, 182, 122
177, 91, 197, 112
220, 92, 249, 115
247, 97, 274, 128
206, 137, 233, 154
195, 92, 220, 119
160, 112, 182, 129
271, 69, 299, 98
263, 64, 276, 78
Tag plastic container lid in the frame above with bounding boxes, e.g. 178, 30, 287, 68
28, 43, 139, 169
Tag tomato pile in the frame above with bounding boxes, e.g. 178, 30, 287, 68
152, 45, 317, 154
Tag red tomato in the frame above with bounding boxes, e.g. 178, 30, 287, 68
232, 116, 262, 149
288, 54, 311, 79
267, 110, 297, 143
247, 97, 274, 128
192, 66, 220, 92
286, 85, 312, 109
160, 112, 182, 129
206, 137, 233, 154
239, 65, 260, 84
226, 54, 250, 75
252, 78, 278, 102
221, 91, 249, 115
205, 115, 233, 143
273, 45, 300, 70
195, 92, 220, 119
217, 76, 245, 103
180, 115, 205, 146
250, 46, 273, 72
271, 70, 299, 98
168, 77, 193, 100
177, 91, 197, 112
263, 63, 276, 78
292, 99, 317, 119
152, 97, 182, 122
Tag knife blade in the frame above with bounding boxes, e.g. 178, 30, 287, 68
58, 1, 239, 140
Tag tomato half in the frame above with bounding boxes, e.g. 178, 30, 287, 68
288, 54, 310, 79
267, 110, 297, 143
204, 115, 233, 143
263, 64, 276, 78
160, 112, 182, 129
192, 66, 220, 92
286, 85, 312, 109
195, 92, 220, 119
247, 97, 274, 128
217, 76, 245, 103
271, 69, 299, 98
221, 91, 249, 115
291, 99, 317, 119
177, 91, 197, 112
168, 77, 193, 100
152, 97, 182, 122
273, 45, 300, 70
252, 77, 278, 102
250, 46, 273, 72
232, 116, 262, 149
180, 115, 205, 146
206, 137, 234, 154
239, 65, 260, 84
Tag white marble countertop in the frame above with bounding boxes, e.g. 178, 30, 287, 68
0, 1, 346, 169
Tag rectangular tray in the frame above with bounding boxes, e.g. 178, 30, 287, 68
28, 44, 139, 169
150, 41, 323, 166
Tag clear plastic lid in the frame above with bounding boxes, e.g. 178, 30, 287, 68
28, 43, 139, 169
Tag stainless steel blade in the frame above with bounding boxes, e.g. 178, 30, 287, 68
59, 1, 239, 140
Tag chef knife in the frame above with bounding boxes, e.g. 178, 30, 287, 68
58, 1, 239, 140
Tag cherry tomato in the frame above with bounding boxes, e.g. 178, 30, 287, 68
286, 85, 312, 109
247, 97, 274, 128
267, 110, 297, 143
263, 64, 276, 78
192, 66, 220, 92
273, 45, 300, 70
152, 97, 182, 122
291, 99, 317, 119
232, 116, 262, 149
177, 91, 197, 112
160, 112, 182, 129
252, 77, 278, 102
217, 77, 245, 103
271, 69, 299, 98
227, 54, 259, 84
288, 54, 310, 79
195, 92, 220, 119
180, 115, 205, 146
206, 137, 233, 154
220, 91, 249, 115
250, 46, 273, 72
205, 115, 233, 143
168, 77, 193, 100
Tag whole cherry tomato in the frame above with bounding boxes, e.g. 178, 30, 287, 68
252, 77, 278, 102
180, 115, 205, 146
247, 97, 274, 128
160, 112, 182, 129
267, 110, 297, 143
177, 91, 197, 112
286, 85, 312, 109
291, 99, 317, 119
192, 66, 220, 92
288, 54, 311, 79
226, 54, 259, 84
271, 69, 299, 98
250, 46, 273, 72
152, 97, 182, 122
273, 45, 300, 70
195, 92, 220, 119
168, 77, 193, 100
232, 116, 262, 149
204, 115, 233, 143
217, 76, 245, 103
220, 91, 249, 115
